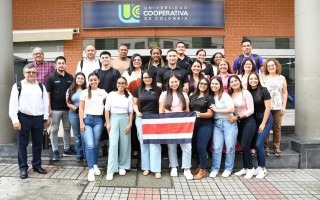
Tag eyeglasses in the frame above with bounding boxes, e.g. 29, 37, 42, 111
143, 77, 152, 80
199, 82, 208, 86
33, 53, 43, 56
117, 82, 125, 85
25, 71, 37, 74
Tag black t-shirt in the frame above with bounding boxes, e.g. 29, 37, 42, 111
189, 95, 214, 124
96, 68, 121, 93
45, 71, 73, 110
250, 87, 271, 113
177, 55, 193, 71
202, 63, 214, 77
156, 65, 189, 91
133, 86, 162, 113
143, 63, 162, 79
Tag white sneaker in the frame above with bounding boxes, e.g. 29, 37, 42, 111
209, 171, 218, 178
253, 167, 262, 176
235, 168, 247, 176
170, 167, 178, 177
88, 169, 95, 182
106, 173, 113, 180
221, 170, 231, 178
183, 169, 193, 180
244, 168, 255, 179
93, 165, 101, 176
256, 169, 267, 179
119, 169, 126, 176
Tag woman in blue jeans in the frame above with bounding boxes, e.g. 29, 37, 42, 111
189, 77, 214, 180
66, 72, 87, 161
133, 70, 162, 179
209, 76, 238, 178
248, 72, 273, 178
79, 72, 108, 182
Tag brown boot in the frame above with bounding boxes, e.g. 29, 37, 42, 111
194, 169, 206, 180
191, 166, 200, 175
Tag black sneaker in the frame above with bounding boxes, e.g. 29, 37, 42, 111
52, 150, 60, 161
63, 148, 75, 156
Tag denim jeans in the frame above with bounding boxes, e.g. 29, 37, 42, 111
168, 143, 192, 169
69, 110, 85, 158
211, 118, 238, 172
82, 115, 104, 169
50, 110, 71, 152
237, 116, 256, 169
136, 117, 161, 173
254, 113, 273, 167
193, 123, 213, 169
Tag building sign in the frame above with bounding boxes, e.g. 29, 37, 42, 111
82, 0, 225, 28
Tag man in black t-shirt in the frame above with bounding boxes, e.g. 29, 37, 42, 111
176, 41, 193, 72
96, 51, 121, 93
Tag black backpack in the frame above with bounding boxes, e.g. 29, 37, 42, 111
237, 54, 260, 73
17, 81, 44, 99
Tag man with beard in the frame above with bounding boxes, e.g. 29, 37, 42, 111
112, 44, 131, 75
45, 56, 73, 161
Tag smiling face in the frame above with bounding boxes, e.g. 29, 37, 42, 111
244, 60, 253, 72
218, 60, 229, 73
176, 43, 186, 54
210, 78, 221, 92
196, 50, 206, 63
88, 75, 100, 89
169, 76, 180, 91
100, 54, 111, 66
229, 76, 241, 90
75, 74, 85, 86
248, 73, 260, 89
267, 60, 277, 74
132, 56, 142, 69
198, 79, 209, 93
151, 48, 161, 62
191, 61, 201, 75
32, 48, 44, 64
55, 58, 66, 72
142, 72, 152, 86
116, 77, 127, 91
166, 51, 178, 66
85, 45, 97, 60
214, 53, 223, 65
242, 41, 252, 55
118, 45, 128, 59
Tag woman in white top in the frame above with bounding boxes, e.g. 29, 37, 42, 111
79, 72, 108, 182
105, 77, 133, 181
261, 58, 288, 156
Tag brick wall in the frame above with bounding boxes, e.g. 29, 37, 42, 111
13, 0, 294, 74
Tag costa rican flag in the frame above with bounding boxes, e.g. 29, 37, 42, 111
142, 112, 196, 144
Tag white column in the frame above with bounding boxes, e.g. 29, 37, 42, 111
0, 0, 15, 143
295, 0, 320, 139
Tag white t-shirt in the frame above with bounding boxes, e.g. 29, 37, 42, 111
80, 88, 108, 117
105, 91, 133, 114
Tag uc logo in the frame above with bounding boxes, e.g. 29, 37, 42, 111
118, 4, 140, 23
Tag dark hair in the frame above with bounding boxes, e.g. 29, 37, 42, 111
189, 59, 205, 94
190, 77, 212, 109
210, 52, 225, 65
146, 47, 165, 69
116, 77, 130, 98
87, 72, 100, 99
165, 74, 186, 111
55, 56, 66, 63
196, 49, 206, 56
100, 51, 111, 57
128, 53, 142, 75
228, 75, 243, 95
247, 72, 263, 102
210, 76, 224, 100
240, 58, 256, 75
137, 69, 160, 112
167, 49, 178, 54
241, 38, 252, 45
67, 72, 87, 104
176, 41, 186, 47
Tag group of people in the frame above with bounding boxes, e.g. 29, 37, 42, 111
9, 39, 288, 182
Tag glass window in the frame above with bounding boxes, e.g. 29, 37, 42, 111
243, 37, 294, 49
13, 41, 64, 53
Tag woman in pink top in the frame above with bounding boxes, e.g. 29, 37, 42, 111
217, 59, 233, 93
227, 75, 256, 179
159, 74, 193, 180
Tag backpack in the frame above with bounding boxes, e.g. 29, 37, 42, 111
17, 81, 44, 99
237, 54, 260, 73
80, 59, 102, 72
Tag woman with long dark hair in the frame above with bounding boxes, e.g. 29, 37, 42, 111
144, 47, 165, 78
188, 59, 206, 95
195, 49, 214, 78
66, 72, 87, 161
238, 58, 256, 89
79, 72, 108, 182
133, 69, 162, 179
159, 74, 193, 180
189, 77, 214, 180
247, 72, 273, 178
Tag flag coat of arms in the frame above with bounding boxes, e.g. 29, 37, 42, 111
142, 112, 196, 144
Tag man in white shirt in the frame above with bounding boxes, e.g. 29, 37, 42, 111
9, 63, 49, 179
75, 45, 101, 83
